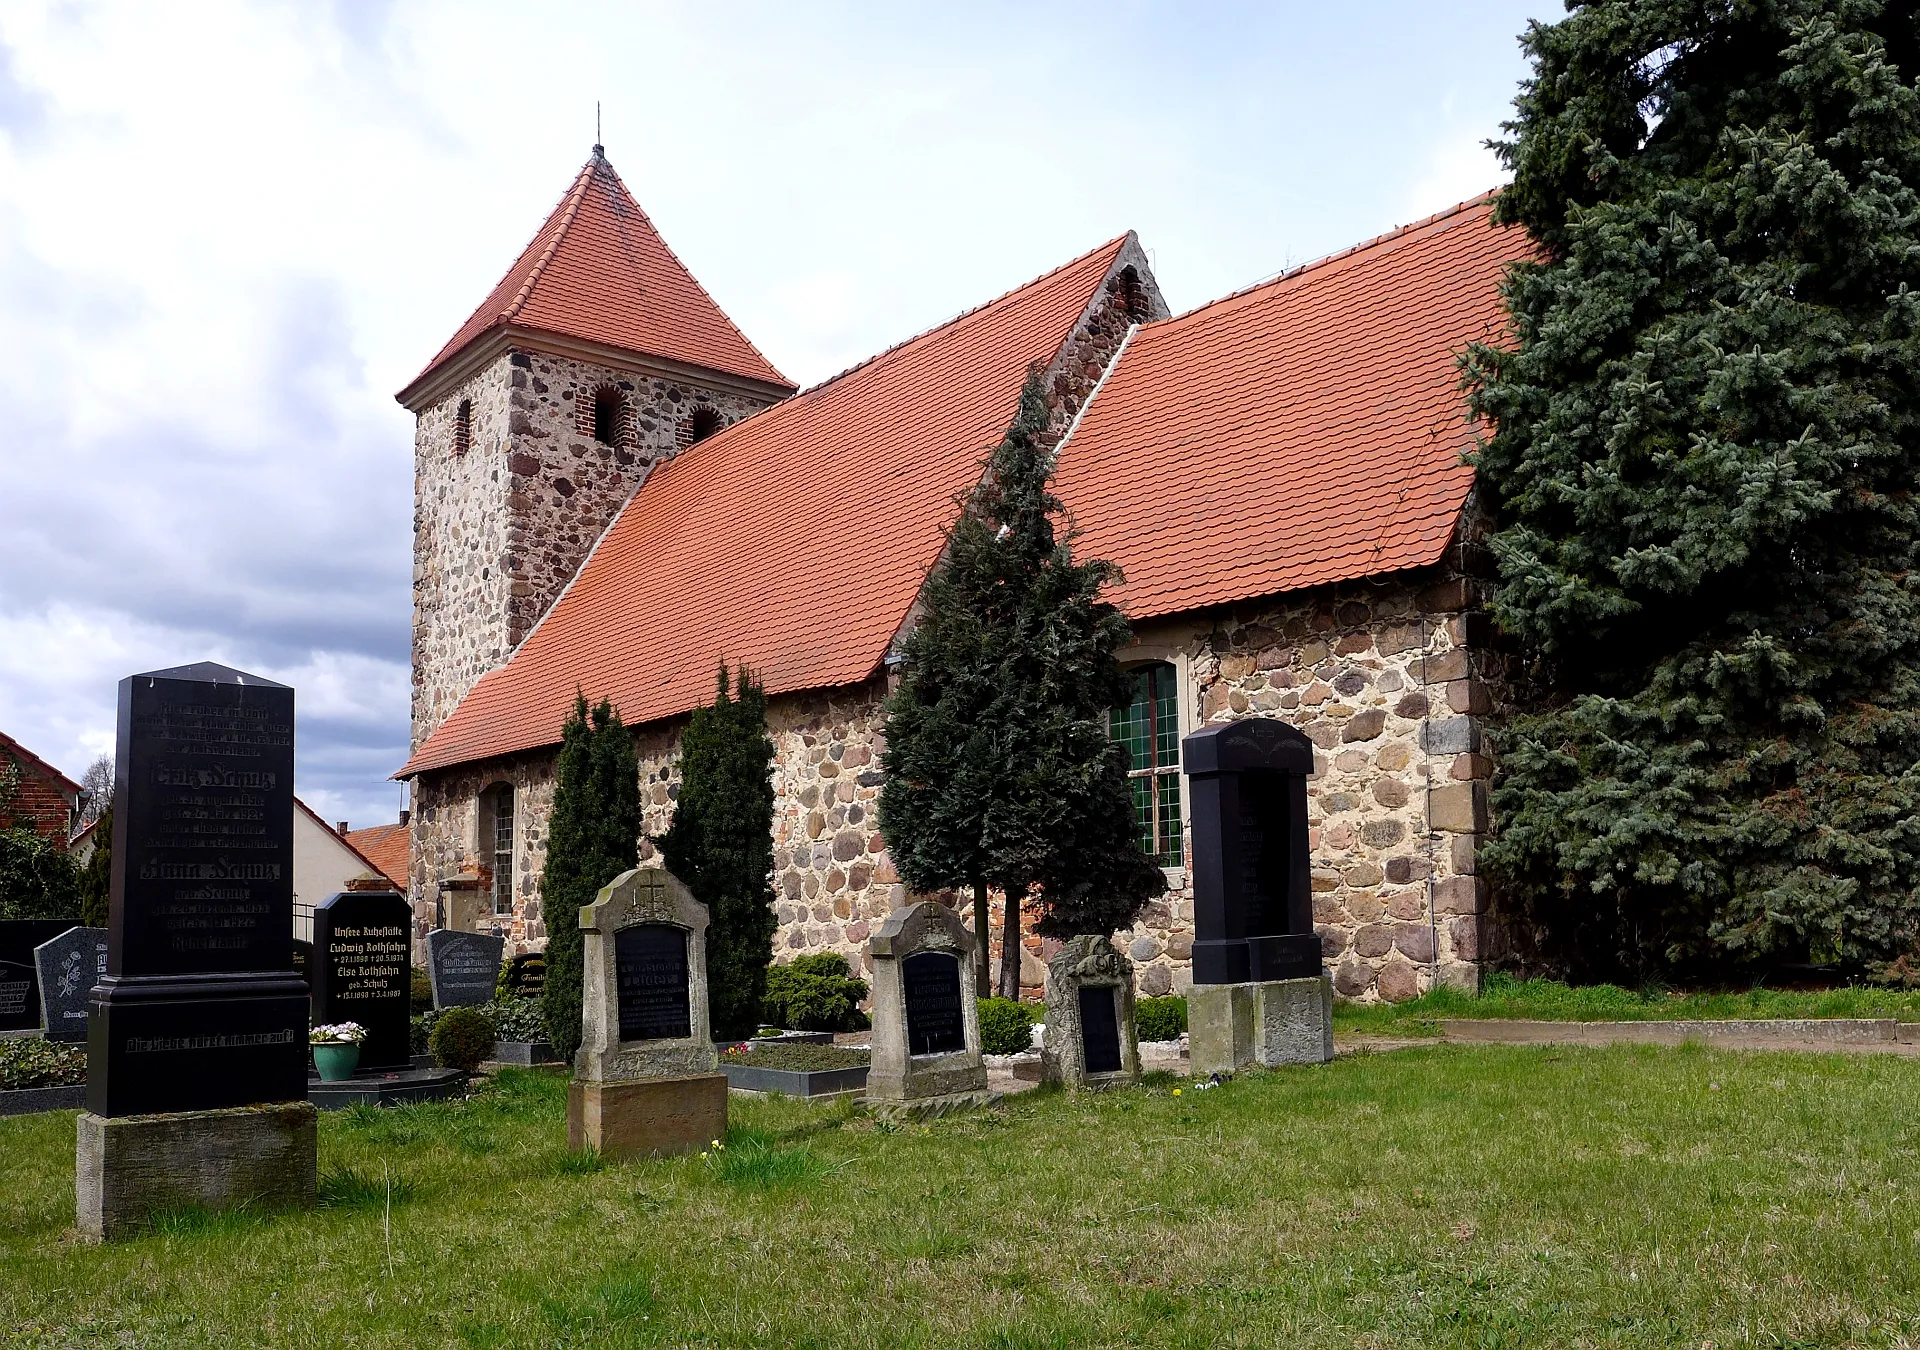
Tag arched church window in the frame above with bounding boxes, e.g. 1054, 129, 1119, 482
479, 783, 516, 916
1109, 662, 1182, 867
453, 398, 472, 456
679, 405, 724, 448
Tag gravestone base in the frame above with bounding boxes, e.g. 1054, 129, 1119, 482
1190, 975, 1333, 1075
307, 1065, 468, 1111
75, 1101, 316, 1242
568, 1074, 727, 1161
862, 1087, 997, 1121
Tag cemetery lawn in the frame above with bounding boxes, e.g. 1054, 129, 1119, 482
1333, 970, 1920, 1036
5, 1047, 1920, 1347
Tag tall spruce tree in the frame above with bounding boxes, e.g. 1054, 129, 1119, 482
1465, 2, 1920, 977
880, 366, 1166, 998
539, 693, 640, 1061
656, 665, 778, 1040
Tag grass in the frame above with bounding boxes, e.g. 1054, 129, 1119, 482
6, 1055, 1920, 1345
1333, 969, 1920, 1036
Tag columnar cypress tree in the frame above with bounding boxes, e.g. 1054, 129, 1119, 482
657, 665, 778, 1040
539, 693, 640, 1061
880, 366, 1166, 998
78, 804, 111, 928
1465, 2, 1920, 976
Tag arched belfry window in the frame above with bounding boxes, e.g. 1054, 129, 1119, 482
679, 405, 724, 448
479, 783, 516, 916
592, 386, 626, 446
1110, 662, 1182, 867
453, 398, 472, 456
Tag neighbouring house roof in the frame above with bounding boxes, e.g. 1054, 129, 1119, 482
400, 234, 1136, 777
343, 821, 410, 891
400, 149, 794, 406
1051, 194, 1526, 621
293, 797, 387, 880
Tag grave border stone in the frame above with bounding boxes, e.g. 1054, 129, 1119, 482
569, 866, 725, 1160
865, 900, 988, 1113
1041, 935, 1140, 1090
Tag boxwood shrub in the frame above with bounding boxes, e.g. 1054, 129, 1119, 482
1136, 995, 1187, 1043
977, 997, 1036, 1055
762, 953, 870, 1032
429, 1006, 497, 1071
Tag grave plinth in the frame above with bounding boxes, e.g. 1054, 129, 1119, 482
1041, 936, 1140, 1090
78, 663, 315, 1241
1182, 718, 1333, 1074
865, 901, 989, 1114
568, 867, 725, 1160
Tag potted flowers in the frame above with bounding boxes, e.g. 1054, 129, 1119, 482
310, 1022, 367, 1081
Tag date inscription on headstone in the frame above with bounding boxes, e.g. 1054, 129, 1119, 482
615, 924, 690, 1043
903, 950, 965, 1056
1078, 985, 1123, 1075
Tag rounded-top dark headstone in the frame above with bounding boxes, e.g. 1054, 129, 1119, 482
311, 891, 412, 1071
426, 929, 505, 1010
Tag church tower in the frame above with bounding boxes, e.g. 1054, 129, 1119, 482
397, 147, 795, 753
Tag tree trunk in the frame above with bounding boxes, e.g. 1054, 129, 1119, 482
972, 878, 992, 999
997, 883, 1025, 1000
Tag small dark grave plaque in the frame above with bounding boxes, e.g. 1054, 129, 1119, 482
427, 929, 504, 1009
290, 939, 312, 984
615, 924, 690, 1042
1182, 718, 1322, 985
902, 950, 965, 1056
505, 952, 545, 1000
311, 891, 412, 1070
89, 663, 308, 1116
36, 926, 107, 1042
0, 919, 81, 1033
1077, 984, 1123, 1075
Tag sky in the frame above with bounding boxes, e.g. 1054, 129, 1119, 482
0, 0, 1557, 831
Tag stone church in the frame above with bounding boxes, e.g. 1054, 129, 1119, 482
396, 147, 1531, 1002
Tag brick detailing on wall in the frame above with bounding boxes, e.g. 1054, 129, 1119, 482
410, 346, 781, 751
0, 743, 79, 845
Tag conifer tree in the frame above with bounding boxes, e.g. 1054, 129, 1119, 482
1466, 2, 1920, 976
539, 693, 640, 1061
880, 366, 1166, 998
656, 665, 778, 1040
78, 804, 111, 928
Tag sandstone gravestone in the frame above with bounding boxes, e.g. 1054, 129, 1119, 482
311, 891, 411, 1070
79, 662, 315, 1242
0, 919, 79, 1033
1041, 935, 1140, 1090
426, 929, 504, 1010
1182, 718, 1332, 1073
35, 926, 108, 1042
866, 900, 988, 1113
569, 866, 725, 1160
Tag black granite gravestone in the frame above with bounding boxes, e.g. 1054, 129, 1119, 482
505, 952, 545, 1000
290, 939, 312, 984
311, 891, 411, 1070
615, 924, 690, 1042
426, 929, 504, 1009
1181, 718, 1322, 985
87, 663, 309, 1116
1078, 984, 1123, 1074
902, 950, 965, 1056
0, 919, 80, 1032
36, 926, 107, 1042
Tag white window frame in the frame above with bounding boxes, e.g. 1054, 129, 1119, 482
1114, 644, 1194, 889
478, 782, 516, 917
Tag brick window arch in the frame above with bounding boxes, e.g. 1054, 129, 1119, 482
590, 385, 629, 447
679, 405, 724, 449
453, 398, 472, 456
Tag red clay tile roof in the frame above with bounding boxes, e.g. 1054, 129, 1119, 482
400, 235, 1133, 777
404, 150, 793, 398
1053, 195, 1526, 621
343, 822, 410, 891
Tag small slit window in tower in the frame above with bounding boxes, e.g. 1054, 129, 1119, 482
453, 399, 472, 456
1115, 266, 1148, 322
592, 387, 625, 446
679, 405, 724, 449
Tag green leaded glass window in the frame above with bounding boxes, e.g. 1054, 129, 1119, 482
1110, 662, 1182, 868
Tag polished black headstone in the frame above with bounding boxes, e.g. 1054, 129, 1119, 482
88, 663, 308, 1116
1078, 984, 1123, 1074
902, 950, 965, 1056
35, 926, 107, 1042
426, 929, 504, 1009
0, 919, 80, 1032
615, 924, 690, 1042
290, 939, 312, 984
505, 952, 545, 1000
1182, 718, 1322, 985
311, 891, 411, 1070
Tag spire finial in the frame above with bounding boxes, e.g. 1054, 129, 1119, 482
593, 101, 603, 159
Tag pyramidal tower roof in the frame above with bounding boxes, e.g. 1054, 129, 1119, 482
400, 148, 794, 407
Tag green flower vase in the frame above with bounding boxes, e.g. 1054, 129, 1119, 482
313, 1042, 360, 1081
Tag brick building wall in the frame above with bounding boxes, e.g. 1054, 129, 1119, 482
0, 739, 78, 844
